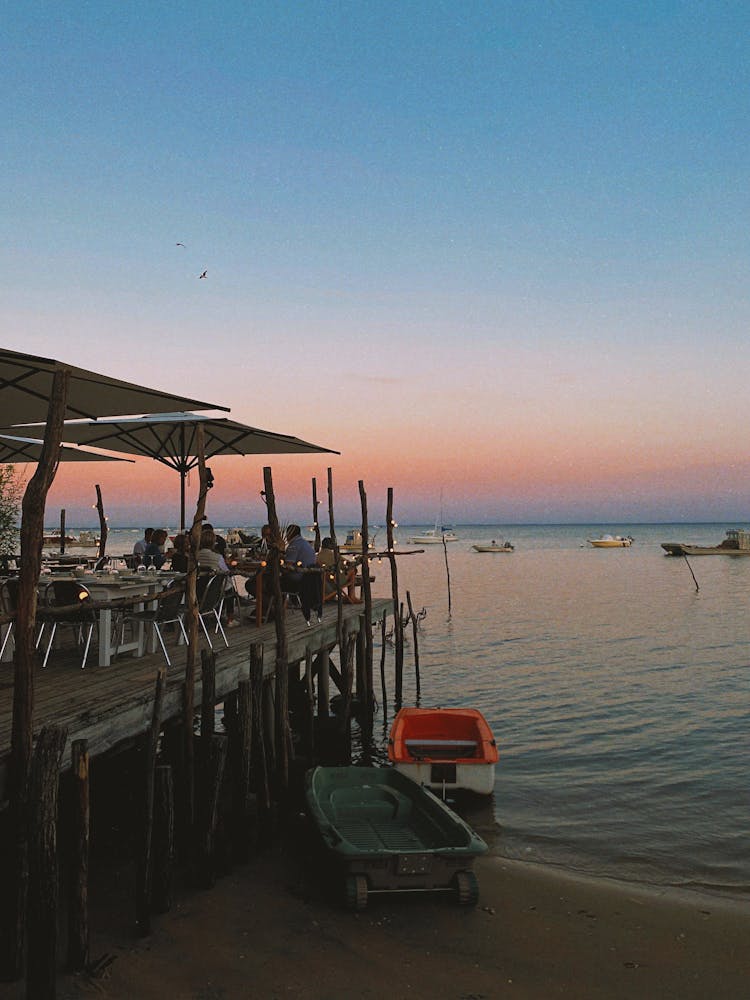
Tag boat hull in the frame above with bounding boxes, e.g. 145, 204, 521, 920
304, 766, 486, 905
388, 707, 499, 796
588, 538, 632, 547
661, 543, 750, 556
472, 544, 513, 553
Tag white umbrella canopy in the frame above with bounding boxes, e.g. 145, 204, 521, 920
0, 347, 228, 424
0, 434, 135, 465
7, 412, 340, 529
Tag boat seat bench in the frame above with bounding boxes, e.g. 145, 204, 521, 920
404, 738, 479, 760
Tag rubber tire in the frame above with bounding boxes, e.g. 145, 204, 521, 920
344, 874, 368, 911
454, 870, 479, 907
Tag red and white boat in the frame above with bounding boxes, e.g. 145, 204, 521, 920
388, 707, 499, 796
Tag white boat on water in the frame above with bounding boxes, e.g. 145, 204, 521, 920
472, 540, 514, 553
42, 529, 100, 548
408, 525, 458, 545
340, 528, 379, 554
587, 534, 633, 548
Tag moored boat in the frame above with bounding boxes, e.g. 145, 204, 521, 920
42, 529, 100, 548
340, 527, 379, 553
388, 707, 499, 796
408, 525, 458, 544
472, 540, 514, 553
587, 534, 633, 548
304, 765, 487, 910
662, 528, 750, 556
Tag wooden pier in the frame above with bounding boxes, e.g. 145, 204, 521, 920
0, 599, 391, 801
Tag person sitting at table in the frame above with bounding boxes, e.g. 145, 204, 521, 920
143, 528, 169, 569
133, 527, 154, 563
169, 533, 189, 573
198, 524, 238, 628
282, 523, 321, 625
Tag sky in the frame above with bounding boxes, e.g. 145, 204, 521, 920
3, 1, 750, 526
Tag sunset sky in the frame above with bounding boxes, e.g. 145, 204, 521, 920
4, 2, 750, 526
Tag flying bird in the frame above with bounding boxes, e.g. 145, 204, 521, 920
198, 270, 207, 279
176, 242, 186, 247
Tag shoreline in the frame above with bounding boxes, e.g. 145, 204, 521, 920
2, 835, 746, 1000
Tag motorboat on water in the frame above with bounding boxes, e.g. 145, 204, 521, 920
388, 707, 499, 796
339, 528, 379, 554
408, 524, 458, 545
662, 528, 750, 556
42, 529, 100, 548
587, 534, 633, 548
472, 540, 514, 553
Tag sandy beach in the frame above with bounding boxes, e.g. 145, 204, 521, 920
3, 825, 746, 1000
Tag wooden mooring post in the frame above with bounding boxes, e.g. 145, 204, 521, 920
151, 765, 175, 914
27, 724, 67, 1000
137, 667, 166, 936
66, 739, 89, 972
263, 466, 290, 795
386, 487, 404, 706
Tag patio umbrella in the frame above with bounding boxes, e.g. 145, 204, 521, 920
6, 412, 340, 529
0, 434, 135, 465
0, 347, 228, 424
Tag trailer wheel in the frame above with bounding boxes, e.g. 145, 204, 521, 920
344, 875, 368, 911
453, 870, 479, 907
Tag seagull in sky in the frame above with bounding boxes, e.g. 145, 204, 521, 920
198, 270, 207, 279
176, 242, 186, 247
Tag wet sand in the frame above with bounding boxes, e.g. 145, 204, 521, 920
4, 836, 746, 1000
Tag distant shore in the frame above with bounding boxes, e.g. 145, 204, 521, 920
2, 838, 746, 1000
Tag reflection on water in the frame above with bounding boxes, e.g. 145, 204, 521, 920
357, 523, 750, 897
98, 523, 748, 897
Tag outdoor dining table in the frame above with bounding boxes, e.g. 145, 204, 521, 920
38, 569, 186, 667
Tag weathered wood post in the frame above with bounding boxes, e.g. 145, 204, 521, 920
151, 765, 175, 914
263, 466, 290, 792
94, 485, 108, 562
304, 647, 315, 760
59, 509, 66, 555
137, 667, 166, 936
326, 468, 344, 651
406, 590, 421, 700
3, 367, 68, 982
315, 650, 330, 718
232, 678, 253, 861
66, 739, 89, 972
200, 649, 217, 739
251, 644, 272, 842
194, 735, 227, 889
380, 615, 388, 715
311, 477, 321, 552
26, 724, 68, 1000
358, 480, 374, 737
182, 424, 210, 832
386, 488, 404, 706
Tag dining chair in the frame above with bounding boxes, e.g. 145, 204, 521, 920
37, 579, 98, 669
0, 576, 20, 660
197, 574, 229, 650
118, 584, 187, 667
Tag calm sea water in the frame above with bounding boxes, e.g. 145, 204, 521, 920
66, 523, 750, 900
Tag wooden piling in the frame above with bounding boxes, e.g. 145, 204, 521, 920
232, 678, 253, 861
94, 485, 108, 562
304, 647, 315, 760
194, 734, 227, 889
380, 615, 388, 714
315, 650, 330, 718
358, 480, 374, 737
386, 488, 404, 706
59, 509, 66, 555
26, 724, 67, 1000
200, 649, 217, 739
3, 366, 68, 983
311, 477, 321, 552
137, 667, 165, 936
263, 466, 290, 792
406, 590, 421, 700
251, 646, 272, 841
66, 739, 89, 973
151, 765, 175, 914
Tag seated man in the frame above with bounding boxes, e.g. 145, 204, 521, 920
281, 524, 321, 625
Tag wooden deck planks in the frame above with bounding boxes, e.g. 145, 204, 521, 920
0, 599, 390, 799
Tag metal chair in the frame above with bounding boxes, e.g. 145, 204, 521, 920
0, 576, 20, 660
37, 579, 98, 669
197, 574, 229, 650
118, 584, 187, 667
